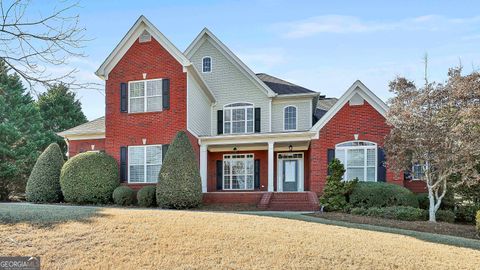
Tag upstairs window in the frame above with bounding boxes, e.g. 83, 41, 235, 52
224, 103, 254, 134
128, 145, 162, 183
284, 106, 297, 131
202, 56, 212, 73
129, 79, 162, 113
335, 141, 377, 182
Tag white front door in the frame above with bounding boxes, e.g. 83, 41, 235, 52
277, 153, 304, 192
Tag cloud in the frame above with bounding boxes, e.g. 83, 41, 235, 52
275, 15, 480, 38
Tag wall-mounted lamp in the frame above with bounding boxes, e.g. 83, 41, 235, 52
91, 145, 95, 150
142, 138, 147, 145
288, 145, 293, 152
233, 147, 238, 152
354, 134, 359, 140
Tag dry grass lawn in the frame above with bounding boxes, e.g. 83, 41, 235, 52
1, 205, 479, 269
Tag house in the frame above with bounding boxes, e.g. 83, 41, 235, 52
58, 16, 424, 210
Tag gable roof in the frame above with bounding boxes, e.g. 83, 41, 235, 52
95, 15, 191, 80
314, 97, 338, 121
58, 117, 105, 137
184, 28, 277, 98
311, 80, 388, 135
256, 73, 317, 95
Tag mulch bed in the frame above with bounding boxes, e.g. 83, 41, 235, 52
308, 212, 479, 240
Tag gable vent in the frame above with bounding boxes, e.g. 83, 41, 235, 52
139, 30, 151, 43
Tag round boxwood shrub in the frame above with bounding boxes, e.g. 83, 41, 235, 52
157, 131, 202, 209
26, 143, 64, 203
350, 182, 419, 209
113, 186, 135, 206
60, 152, 119, 204
137, 185, 156, 207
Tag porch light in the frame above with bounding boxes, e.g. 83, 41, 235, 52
142, 138, 147, 145
233, 147, 238, 152
289, 145, 293, 152
91, 144, 95, 150
354, 134, 359, 140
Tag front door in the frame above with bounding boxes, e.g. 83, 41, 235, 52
283, 159, 298, 191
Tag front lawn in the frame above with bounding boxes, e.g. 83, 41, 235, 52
1, 203, 479, 269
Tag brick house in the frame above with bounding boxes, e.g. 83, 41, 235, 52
59, 16, 424, 210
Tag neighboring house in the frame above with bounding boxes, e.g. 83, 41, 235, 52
58, 16, 424, 210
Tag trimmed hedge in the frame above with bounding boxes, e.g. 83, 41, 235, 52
476, 211, 480, 236
436, 209, 455, 223
350, 182, 419, 209
137, 185, 156, 207
351, 206, 426, 221
60, 152, 119, 204
157, 131, 202, 209
113, 186, 135, 206
26, 143, 64, 203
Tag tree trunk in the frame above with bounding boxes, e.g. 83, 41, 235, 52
427, 188, 436, 222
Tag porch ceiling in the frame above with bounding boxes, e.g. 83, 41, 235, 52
207, 141, 310, 152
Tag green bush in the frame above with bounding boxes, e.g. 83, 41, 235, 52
137, 185, 156, 207
476, 211, 480, 236
454, 204, 480, 224
436, 209, 455, 223
112, 186, 135, 206
416, 193, 429, 210
319, 158, 357, 212
26, 143, 64, 203
60, 152, 119, 204
351, 206, 427, 221
157, 131, 202, 209
350, 182, 419, 209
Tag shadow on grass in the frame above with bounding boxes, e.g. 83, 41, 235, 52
242, 211, 480, 251
0, 203, 108, 228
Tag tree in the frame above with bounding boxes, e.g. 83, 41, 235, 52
26, 143, 64, 203
37, 84, 87, 154
0, 60, 50, 200
385, 65, 480, 222
319, 159, 357, 212
156, 131, 202, 209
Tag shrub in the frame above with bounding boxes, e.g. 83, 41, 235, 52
454, 204, 480, 224
25, 143, 64, 203
157, 131, 202, 209
350, 182, 419, 209
113, 186, 135, 206
416, 193, 429, 210
476, 210, 480, 236
436, 209, 455, 223
351, 206, 427, 221
137, 185, 156, 207
319, 159, 357, 211
60, 152, 119, 204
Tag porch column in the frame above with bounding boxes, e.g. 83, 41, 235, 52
200, 144, 208, 193
268, 141, 274, 192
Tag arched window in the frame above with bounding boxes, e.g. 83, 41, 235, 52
202, 56, 212, 73
284, 106, 297, 131
223, 103, 254, 134
335, 141, 377, 182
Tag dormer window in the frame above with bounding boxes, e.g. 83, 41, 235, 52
284, 106, 297, 131
224, 103, 254, 134
202, 56, 212, 73
139, 30, 151, 43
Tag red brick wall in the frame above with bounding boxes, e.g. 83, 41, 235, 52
404, 180, 427, 193
68, 139, 105, 157
309, 101, 403, 194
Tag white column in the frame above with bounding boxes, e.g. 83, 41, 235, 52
267, 141, 274, 192
200, 144, 208, 193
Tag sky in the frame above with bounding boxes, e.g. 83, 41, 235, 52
31, 0, 480, 120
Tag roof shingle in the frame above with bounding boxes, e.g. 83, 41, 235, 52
58, 116, 105, 137
256, 73, 317, 95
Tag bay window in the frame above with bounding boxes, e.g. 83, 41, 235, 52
128, 145, 162, 183
223, 154, 254, 190
129, 79, 162, 113
335, 141, 377, 182
223, 103, 254, 134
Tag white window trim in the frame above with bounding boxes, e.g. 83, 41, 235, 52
127, 144, 162, 184
411, 162, 426, 181
283, 105, 298, 131
223, 102, 255, 134
128, 78, 163, 113
202, 56, 212, 73
335, 141, 377, 182
223, 153, 254, 190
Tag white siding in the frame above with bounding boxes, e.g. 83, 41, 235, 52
271, 98, 312, 132
187, 72, 212, 136
189, 38, 270, 135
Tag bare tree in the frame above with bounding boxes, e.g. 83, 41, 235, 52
385, 64, 480, 222
0, 0, 96, 93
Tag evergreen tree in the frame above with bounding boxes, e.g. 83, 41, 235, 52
0, 61, 49, 200
37, 84, 87, 154
319, 159, 357, 212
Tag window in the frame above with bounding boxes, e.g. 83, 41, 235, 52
202, 57, 212, 73
223, 103, 254, 134
223, 154, 254, 190
335, 141, 377, 182
412, 162, 425, 180
128, 145, 162, 183
129, 79, 162, 113
284, 106, 297, 131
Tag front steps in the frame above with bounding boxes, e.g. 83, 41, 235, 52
257, 192, 319, 211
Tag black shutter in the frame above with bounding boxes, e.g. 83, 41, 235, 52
217, 110, 223, 135
254, 159, 260, 189
216, 160, 223, 190
377, 148, 386, 182
254, 107, 261, 133
120, 83, 127, 112
162, 79, 170, 110
162, 144, 169, 162
120, 146, 127, 182
327, 149, 335, 176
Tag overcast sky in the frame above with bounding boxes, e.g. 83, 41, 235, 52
33, 0, 480, 120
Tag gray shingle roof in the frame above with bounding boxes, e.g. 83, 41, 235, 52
57, 116, 105, 137
256, 73, 317, 95
314, 97, 338, 122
